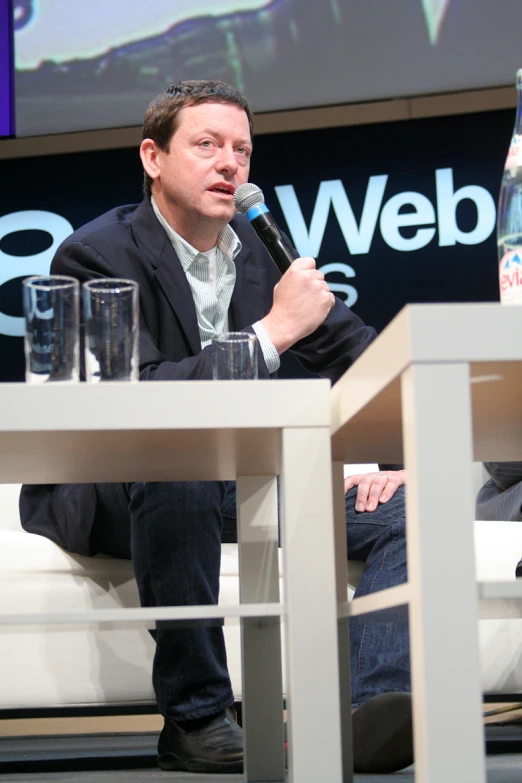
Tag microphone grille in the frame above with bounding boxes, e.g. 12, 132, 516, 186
234, 183, 265, 213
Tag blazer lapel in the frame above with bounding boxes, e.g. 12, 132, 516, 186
154, 252, 202, 354
229, 243, 268, 330
131, 201, 201, 355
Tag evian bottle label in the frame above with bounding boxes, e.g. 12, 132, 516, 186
499, 248, 522, 304
505, 135, 522, 175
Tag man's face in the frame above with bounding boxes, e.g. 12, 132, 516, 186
149, 101, 252, 234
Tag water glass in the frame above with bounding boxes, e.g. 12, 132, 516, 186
212, 332, 258, 380
22, 275, 79, 384
83, 279, 139, 383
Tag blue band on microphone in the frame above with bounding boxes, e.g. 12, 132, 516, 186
246, 203, 268, 221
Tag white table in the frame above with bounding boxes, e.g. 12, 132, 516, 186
330, 302, 522, 783
0, 379, 343, 783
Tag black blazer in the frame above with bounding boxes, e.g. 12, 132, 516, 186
476, 462, 522, 522
20, 199, 376, 555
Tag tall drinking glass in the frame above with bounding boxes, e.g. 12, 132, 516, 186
83, 279, 139, 383
22, 275, 79, 384
212, 332, 258, 380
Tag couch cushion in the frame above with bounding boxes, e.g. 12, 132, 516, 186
474, 520, 522, 580
0, 530, 253, 707
2, 479, 522, 708
1, 484, 23, 531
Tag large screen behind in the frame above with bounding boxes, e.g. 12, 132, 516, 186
13, 0, 522, 137
0, 0, 14, 137
0, 106, 513, 381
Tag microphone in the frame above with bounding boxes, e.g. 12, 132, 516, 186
234, 183, 299, 275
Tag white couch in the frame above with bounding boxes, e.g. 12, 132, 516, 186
1, 473, 521, 711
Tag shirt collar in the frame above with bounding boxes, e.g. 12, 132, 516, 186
151, 196, 242, 270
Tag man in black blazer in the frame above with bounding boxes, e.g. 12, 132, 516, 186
477, 463, 522, 524
20, 80, 412, 775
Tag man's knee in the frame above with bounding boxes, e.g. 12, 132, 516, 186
345, 484, 406, 531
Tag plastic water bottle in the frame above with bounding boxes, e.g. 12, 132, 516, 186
498, 69, 522, 304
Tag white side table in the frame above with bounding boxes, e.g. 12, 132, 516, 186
330, 302, 522, 783
0, 379, 343, 783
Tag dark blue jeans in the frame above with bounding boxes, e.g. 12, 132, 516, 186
344, 484, 410, 706
92, 480, 409, 719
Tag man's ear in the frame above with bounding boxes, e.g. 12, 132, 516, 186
140, 138, 161, 182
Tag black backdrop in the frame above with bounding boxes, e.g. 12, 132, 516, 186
0, 107, 514, 381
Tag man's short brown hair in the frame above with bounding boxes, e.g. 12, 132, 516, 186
142, 80, 254, 196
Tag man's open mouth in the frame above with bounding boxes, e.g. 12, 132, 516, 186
209, 184, 235, 195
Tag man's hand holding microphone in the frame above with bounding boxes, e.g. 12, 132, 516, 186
261, 257, 335, 354
234, 182, 405, 510
233, 183, 335, 354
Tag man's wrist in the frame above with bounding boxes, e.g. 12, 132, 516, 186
252, 321, 280, 373
259, 314, 294, 355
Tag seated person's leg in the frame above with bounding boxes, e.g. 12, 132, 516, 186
92, 479, 242, 773
218, 474, 411, 704
222, 480, 410, 707
220, 479, 412, 773
344, 484, 410, 706
344, 484, 413, 773
220, 481, 239, 544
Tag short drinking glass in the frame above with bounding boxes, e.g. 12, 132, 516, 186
22, 275, 80, 384
212, 332, 258, 380
83, 279, 139, 383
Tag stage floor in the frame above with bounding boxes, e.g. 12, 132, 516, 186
1, 757, 522, 783
0, 728, 521, 782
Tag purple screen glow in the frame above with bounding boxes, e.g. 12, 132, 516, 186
0, 0, 14, 137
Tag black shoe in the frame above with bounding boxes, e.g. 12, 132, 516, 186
352, 691, 414, 774
157, 707, 243, 773
516, 557, 522, 578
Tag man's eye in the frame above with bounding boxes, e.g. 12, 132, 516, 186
200, 140, 213, 148
237, 146, 250, 157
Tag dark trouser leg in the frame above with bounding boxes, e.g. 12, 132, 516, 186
91, 480, 235, 721
221, 481, 410, 706
345, 485, 410, 706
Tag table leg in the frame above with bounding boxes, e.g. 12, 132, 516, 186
332, 460, 354, 783
401, 363, 486, 783
280, 427, 343, 783
237, 475, 285, 782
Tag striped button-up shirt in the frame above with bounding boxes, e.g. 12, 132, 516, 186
151, 197, 280, 373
